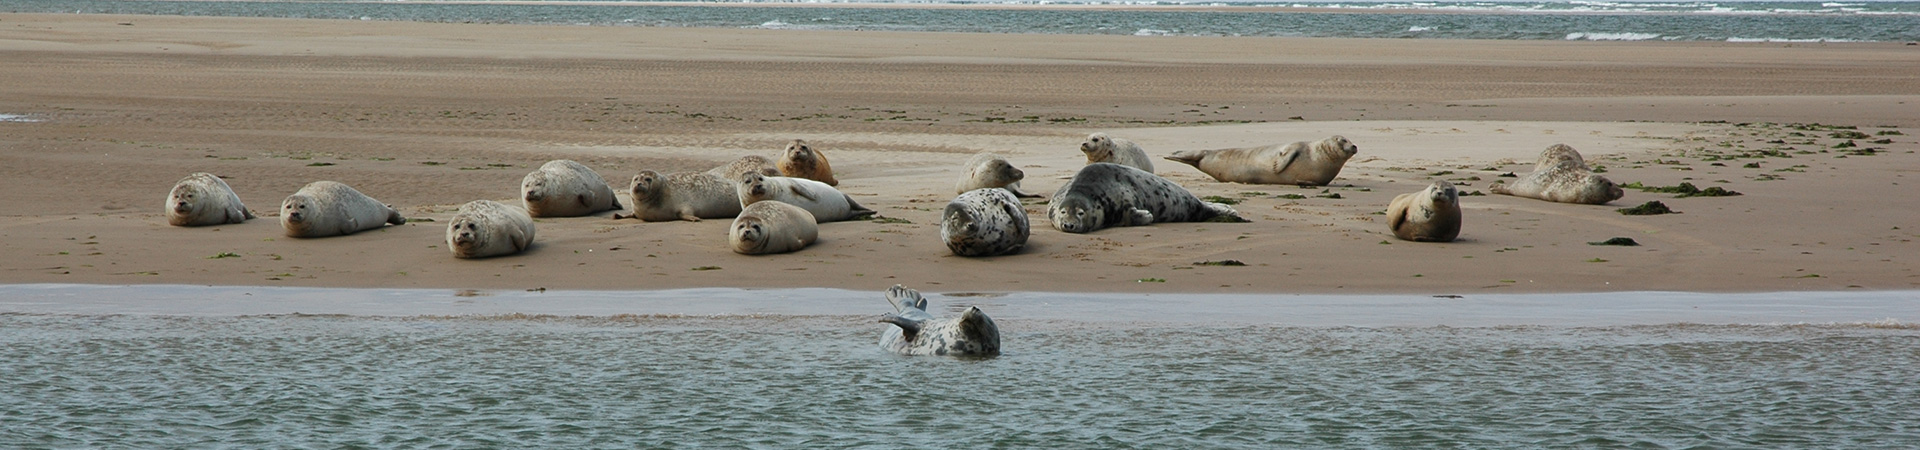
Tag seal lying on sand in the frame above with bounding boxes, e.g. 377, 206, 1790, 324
521, 159, 622, 218
942, 188, 1029, 257
954, 152, 1042, 198
1163, 135, 1359, 186
623, 170, 743, 222
446, 199, 536, 259
279, 181, 406, 238
1387, 180, 1462, 242
729, 200, 818, 255
736, 172, 874, 222
778, 139, 839, 186
165, 172, 254, 227
1080, 132, 1154, 173
707, 155, 782, 183
1489, 144, 1625, 205
1047, 163, 1238, 234
878, 285, 1000, 357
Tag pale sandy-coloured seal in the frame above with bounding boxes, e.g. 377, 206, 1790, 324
878, 285, 1000, 357
736, 172, 874, 223
1163, 135, 1359, 186
1047, 163, 1239, 234
707, 155, 782, 183
1387, 180, 1463, 242
954, 152, 1042, 198
279, 181, 406, 238
942, 188, 1030, 257
1489, 144, 1626, 205
446, 199, 536, 259
165, 172, 255, 227
621, 170, 743, 222
521, 159, 622, 218
777, 139, 839, 186
728, 200, 819, 255
1079, 132, 1155, 173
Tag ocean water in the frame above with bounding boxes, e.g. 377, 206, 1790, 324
7, 0, 1919, 42
4, 285, 1918, 447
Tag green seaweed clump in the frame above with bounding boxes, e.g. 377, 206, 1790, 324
1624, 182, 1741, 198
1617, 201, 1677, 216
1194, 260, 1248, 267
1201, 195, 1242, 205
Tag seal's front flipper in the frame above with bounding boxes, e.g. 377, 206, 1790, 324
1127, 209, 1154, 226
885, 284, 927, 312
880, 313, 923, 342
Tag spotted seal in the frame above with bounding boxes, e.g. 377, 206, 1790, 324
1163, 135, 1359, 186
521, 159, 622, 218
165, 172, 255, 227
1047, 163, 1239, 234
729, 200, 818, 255
736, 172, 874, 223
446, 199, 536, 258
621, 170, 743, 222
777, 139, 839, 186
878, 285, 1000, 357
954, 152, 1042, 198
1079, 132, 1155, 173
1489, 144, 1625, 205
707, 155, 782, 183
279, 181, 406, 238
1387, 180, 1462, 242
942, 188, 1030, 257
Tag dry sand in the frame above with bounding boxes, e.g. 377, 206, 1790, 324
1, 13, 1916, 294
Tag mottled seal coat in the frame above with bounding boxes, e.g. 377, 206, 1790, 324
165, 172, 254, 227
777, 139, 839, 186
1387, 180, 1462, 242
1490, 144, 1626, 205
1164, 135, 1359, 186
1079, 132, 1155, 173
707, 155, 782, 183
942, 188, 1030, 257
736, 172, 875, 223
1047, 163, 1239, 234
878, 285, 1000, 357
623, 170, 743, 222
521, 160, 622, 218
729, 200, 818, 255
279, 181, 406, 238
446, 200, 536, 259
954, 153, 1042, 198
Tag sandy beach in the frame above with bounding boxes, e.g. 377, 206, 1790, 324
1, 13, 1915, 294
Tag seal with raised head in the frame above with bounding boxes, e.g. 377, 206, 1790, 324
954, 152, 1042, 198
446, 199, 536, 259
942, 188, 1030, 257
1047, 163, 1239, 234
777, 139, 839, 186
279, 181, 406, 238
1387, 180, 1462, 242
165, 172, 255, 227
521, 159, 622, 218
736, 172, 874, 223
1079, 132, 1155, 173
878, 285, 1000, 357
707, 155, 782, 183
622, 170, 743, 222
729, 200, 818, 255
1489, 144, 1625, 205
1164, 135, 1359, 186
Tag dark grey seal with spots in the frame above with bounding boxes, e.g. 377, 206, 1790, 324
878, 285, 1000, 357
1047, 162, 1239, 234
942, 188, 1030, 257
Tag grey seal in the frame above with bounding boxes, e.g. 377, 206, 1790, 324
942, 188, 1030, 257
446, 199, 536, 259
1387, 180, 1462, 242
878, 285, 1000, 357
1047, 163, 1239, 234
1080, 132, 1154, 173
279, 181, 406, 238
165, 172, 254, 227
1489, 144, 1625, 205
955, 152, 1042, 198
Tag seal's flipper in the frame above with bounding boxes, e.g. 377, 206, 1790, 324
885, 284, 927, 312
610, 197, 624, 210
880, 313, 923, 342
787, 184, 819, 203
1005, 182, 1044, 199
242, 208, 258, 220
1127, 209, 1154, 226
577, 194, 591, 208
1271, 148, 1304, 178
846, 196, 877, 219
1163, 149, 1207, 168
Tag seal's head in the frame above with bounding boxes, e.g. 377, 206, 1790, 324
629, 170, 664, 204
1429, 180, 1460, 205
168, 183, 203, 216
738, 172, 771, 201
1323, 135, 1360, 160
521, 170, 552, 204
783, 140, 814, 161
731, 216, 765, 251
280, 194, 314, 225
990, 158, 1024, 183
448, 216, 482, 249
1048, 195, 1103, 234
1080, 133, 1113, 158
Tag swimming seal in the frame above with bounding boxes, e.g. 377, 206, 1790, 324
878, 284, 1000, 357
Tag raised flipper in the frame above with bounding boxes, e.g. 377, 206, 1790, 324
885, 284, 928, 312
880, 313, 924, 342
846, 195, 877, 219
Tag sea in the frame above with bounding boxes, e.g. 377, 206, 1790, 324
3, 284, 1918, 447
6, 0, 1920, 42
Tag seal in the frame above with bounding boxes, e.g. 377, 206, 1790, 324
623, 170, 742, 222
279, 181, 406, 238
729, 200, 818, 255
707, 155, 782, 183
777, 139, 839, 186
1047, 163, 1239, 234
878, 285, 1000, 357
942, 188, 1030, 257
165, 172, 255, 227
954, 152, 1042, 198
736, 172, 875, 223
1489, 144, 1626, 205
446, 199, 536, 259
1387, 180, 1462, 242
1163, 135, 1359, 186
520, 159, 622, 218
1079, 132, 1155, 173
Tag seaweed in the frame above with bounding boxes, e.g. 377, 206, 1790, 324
1587, 237, 1641, 246
1617, 201, 1678, 216
1193, 260, 1247, 267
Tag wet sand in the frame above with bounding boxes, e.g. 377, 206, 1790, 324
1, 13, 1917, 294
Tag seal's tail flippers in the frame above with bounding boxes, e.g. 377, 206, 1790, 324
1163, 150, 1207, 168
385, 205, 407, 225
846, 196, 877, 219
884, 284, 928, 312
879, 313, 923, 342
